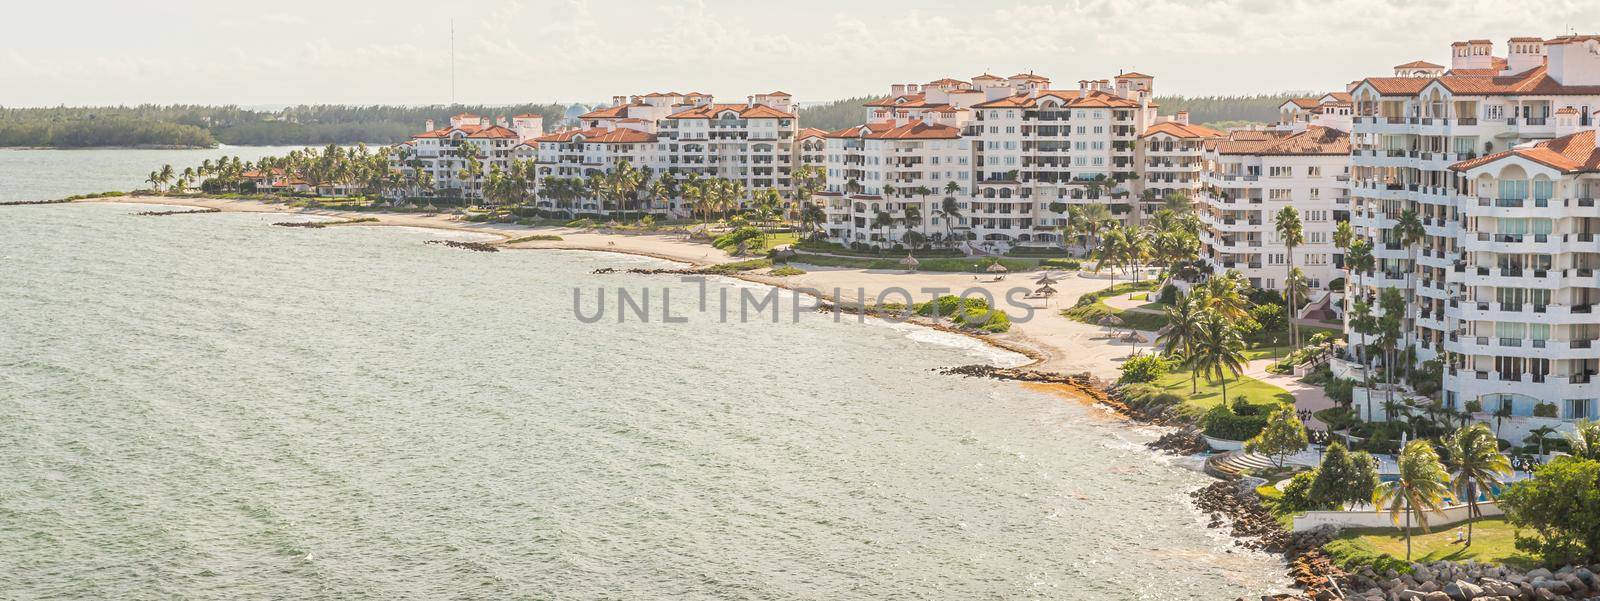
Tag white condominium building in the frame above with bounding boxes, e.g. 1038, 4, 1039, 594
527, 91, 800, 216
816, 72, 1181, 251
391, 112, 545, 201
1196, 117, 1351, 293
1345, 34, 1600, 435
1139, 113, 1225, 209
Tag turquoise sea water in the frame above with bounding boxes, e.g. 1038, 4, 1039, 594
0, 201, 1285, 599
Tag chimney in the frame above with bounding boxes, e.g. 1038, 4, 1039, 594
1176, 110, 1190, 125
1451, 40, 1495, 71
497, 115, 509, 128
1506, 37, 1546, 74
425, 119, 435, 131
747, 95, 755, 107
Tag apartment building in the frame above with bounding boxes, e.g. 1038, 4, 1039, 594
391, 112, 544, 201
1345, 34, 1600, 437
1196, 118, 1350, 293
528, 91, 800, 216
816, 72, 1177, 251
1139, 113, 1225, 210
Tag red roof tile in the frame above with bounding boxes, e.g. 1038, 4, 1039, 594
1452, 130, 1600, 173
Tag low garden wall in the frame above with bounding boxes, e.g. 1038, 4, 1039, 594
1292, 501, 1503, 532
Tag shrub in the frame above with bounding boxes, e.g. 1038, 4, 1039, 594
504, 234, 562, 243
712, 226, 765, 250
1534, 402, 1559, 418
1158, 283, 1179, 305
1119, 354, 1169, 384
1202, 404, 1269, 441
768, 266, 805, 277
1040, 258, 1082, 270
1278, 470, 1319, 512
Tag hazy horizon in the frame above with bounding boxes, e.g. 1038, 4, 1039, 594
3, 0, 1593, 107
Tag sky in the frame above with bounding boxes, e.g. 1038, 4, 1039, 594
3, 0, 1595, 107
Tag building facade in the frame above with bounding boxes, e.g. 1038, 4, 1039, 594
1197, 121, 1351, 293
814, 72, 1182, 251
1346, 35, 1600, 435
390, 112, 544, 202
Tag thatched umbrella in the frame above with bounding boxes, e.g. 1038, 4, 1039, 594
773, 247, 798, 263
1034, 273, 1060, 285
986, 262, 1008, 279
1034, 284, 1058, 306
899, 254, 921, 272
1096, 314, 1124, 328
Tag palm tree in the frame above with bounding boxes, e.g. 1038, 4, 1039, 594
1443, 423, 1511, 547
157, 164, 175, 192
1189, 316, 1247, 401
1375, 439, 1452, 561
1347, 238, 1375, 365
873, 211, 894, 247
939, 193, 963, 247
1567, 419, 1600, 460
1158, 291, 1206, 394
1394, 208, 1427, 384
146, 170, 163, 192
901, 203, 923, 247
799, 202, 827, 238
1201, 270, 1252, 322
1334, 220, 1356, 336
1377, 288, 1406, 422
1275, 206, 1305, 350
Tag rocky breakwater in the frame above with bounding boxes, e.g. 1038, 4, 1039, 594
424, 240, 498, 252
1190, 481, 1349, 600
1330, 562, 1600, 601
137, 208, 220, 216
273, 217, 379, 229
936, 365, 1143, 420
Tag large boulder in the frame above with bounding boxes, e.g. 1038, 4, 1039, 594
1442, 579, 1483, 600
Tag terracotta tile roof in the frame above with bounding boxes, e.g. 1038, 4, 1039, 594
825, 122, 895, 138
972, 89, 1139, 109
927, 77, 967, 86
1009, 72, 1050, 82
1447, 57, 1510, 77
579, 104, 635, 119
971, 73, 1003, 81
1394, 60, 1445, 69
466, 125, 520, 139
764, 91, 792, 97
666, 103, 796, 119
1142, 121, 1225, 140
452, 112, 481, 119
1359, 77, 1432, 96
534, 128, 657, 144
1324, 92, 1353, 104
1434, 66, 1600, 95
1509, 36, 1546, 42
1287, 98, 1321, 109
413, 124, 485, 139
1451, 130, 1600, 173
1547, 34, 1600, 45
1215, 126, 1349, 156
865, 93, 932, 108
512, 113, 543, 119
796, 127, 829, 140
863, 121, 962, 140
1116, 72, 1154, 79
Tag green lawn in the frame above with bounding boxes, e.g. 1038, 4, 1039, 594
790, 252, 1048, 273
1326, 518, 1537, 571
1153, 367, 1294, 411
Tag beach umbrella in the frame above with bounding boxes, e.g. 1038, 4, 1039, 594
1035, 275, 1060, 286
1096, 314, 1124, 328
1034, 284, 1057, 296
773, 247, 797, 263
986, 262, 1009, 273
899, 254, 921, 271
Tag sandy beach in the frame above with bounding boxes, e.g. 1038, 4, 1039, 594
90, 196, 1152, 380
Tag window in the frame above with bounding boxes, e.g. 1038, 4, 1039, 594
1269, 188, 1291, 200
1534, 180, 1553, 200
1570, 399, 1592, 420
1498, 179, 1527, 200
1269, 166, 1292, 177
1307, 166, 1322, 177
1486, 105, 1504, 120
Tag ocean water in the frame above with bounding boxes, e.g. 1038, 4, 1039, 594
0, 146, 319, 203
0, 202, 1286, 599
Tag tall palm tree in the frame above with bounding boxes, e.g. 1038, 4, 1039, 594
1394, 208, 1427, 384
1375, 440, 1451, 561
1347, 239, 1375, 365
1189, 316, 1247, 401
1202, 270, 1252, 322
1334, 220, 1356, 334
157, 164, 175, 191
1275, 206, 1305, 350
1443, 423, 1511, 547
1158, 291, 1206, 394
939, 193, 963, 248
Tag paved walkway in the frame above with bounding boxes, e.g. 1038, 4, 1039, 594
1242, 358, 1336, 429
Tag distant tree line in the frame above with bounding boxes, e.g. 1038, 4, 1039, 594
1151, 93, 1310, 127
794, 97, 876, 132
0, 93, 1308, 148
0, 103, 571, 148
